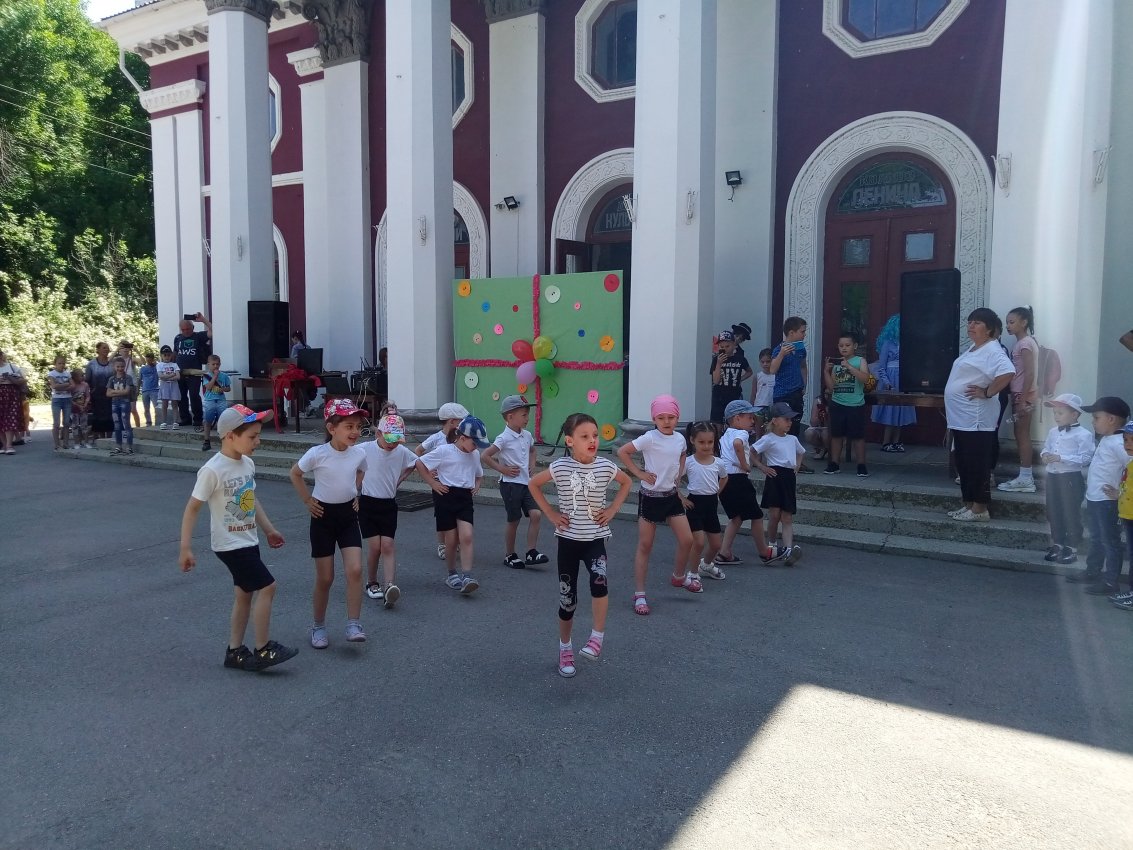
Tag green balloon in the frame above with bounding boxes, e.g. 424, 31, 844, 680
543, 379, 559, 398
534, 358, 555, 379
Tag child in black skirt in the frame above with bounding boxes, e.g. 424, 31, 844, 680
752, 402, 807, 566
681, 421, 729, 579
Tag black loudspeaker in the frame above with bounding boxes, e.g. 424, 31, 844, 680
247, 300, 290, 377
899, 269, 960, 393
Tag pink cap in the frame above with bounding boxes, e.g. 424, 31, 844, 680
650, 394, 680, 419
324, 398, 371, 420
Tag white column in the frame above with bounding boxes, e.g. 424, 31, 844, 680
626, 0, 717, 422
989, 0, 1113, 403
488, 7, 545, 276
174, 109, 208, 323
385, 0, 455, 410
714, 0, 776, 344
149, 115, 182, 347
206, 0, 275, 375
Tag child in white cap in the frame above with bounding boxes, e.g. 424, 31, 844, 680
359, 414, 418, 608
417, 401, 470, 560
1039, 394, 1094, 564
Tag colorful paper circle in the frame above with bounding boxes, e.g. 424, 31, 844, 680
603, 274, 620, 292
472, 332, 482, 344
601, 424, 617, 441
578, 329, 585, 337
492, 391, 500, 401
512, 304, 519, 312
517, 383, 528, 394
599, 335, 615, 352
481, 301, 491, 312
587, 390, 599, 404
457, 280, 471, 297
543, 379, 559, 398
545, 285, 561, 304
573, 301, 582, 310
493, 324, 504, 335
463, 371, 479, 388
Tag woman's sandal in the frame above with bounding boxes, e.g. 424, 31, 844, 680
633, 594, 650, 615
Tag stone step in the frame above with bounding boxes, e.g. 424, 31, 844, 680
792, 476, 1046, 522
92, 437, 300, 469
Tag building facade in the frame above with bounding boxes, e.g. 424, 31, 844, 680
103, 0, 1133, 430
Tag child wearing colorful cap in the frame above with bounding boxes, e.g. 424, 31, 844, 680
617, 394, 699, 615
415, 414, 488, 595
179, 405, 297, 672
290, 399, 370, 647
417, 401, 471, 560
752, 402, 808, 565
482, 395, 548, 569
1108, 422, 1133, 610
1038, 394, 1094, 565
716, 400, 771, 565
359, 414, 418, 607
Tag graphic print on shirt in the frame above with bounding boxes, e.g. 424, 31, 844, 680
225, 475, 257, 535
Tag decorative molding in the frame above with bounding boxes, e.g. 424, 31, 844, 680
202, 170, 304, 196
286, 46, 324, 77
204, 0, 278, 24
822, 0, 970, 59
483, 0, 547, 24
575, 0, 635, 104
272, 224, 289, 302
549, 148, 633, 270
139, 79, 207, 115
451, 23, 474, 129
268, 73, 283, 152
301, 0, 372, 65
784, 111, 992, 369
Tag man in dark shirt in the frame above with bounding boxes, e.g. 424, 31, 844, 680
174, 313, 213, 428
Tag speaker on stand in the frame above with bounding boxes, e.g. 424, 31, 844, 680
247, 300, 290, 378
898, 269, 960, 393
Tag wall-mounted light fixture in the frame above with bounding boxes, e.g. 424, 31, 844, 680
621, 193, 636, 224
495, 195, 520, 211
992, 153, 1011, 194
724, 170, 743, 202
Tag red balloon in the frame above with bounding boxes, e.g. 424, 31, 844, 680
511, 340, 534, 361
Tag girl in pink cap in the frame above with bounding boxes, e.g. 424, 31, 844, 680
616, 394, 699, 615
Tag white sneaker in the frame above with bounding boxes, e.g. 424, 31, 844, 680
159, 422, 168, 431
951, 508, 990, 522
997, 477, 1036, 493
171, 423, 180, 431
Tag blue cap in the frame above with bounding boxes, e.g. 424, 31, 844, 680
457, 414, 490, 449
723, 400, 757, 421
1121, 421, 1133, 435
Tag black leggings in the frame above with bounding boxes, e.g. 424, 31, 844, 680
953, 430, 997, 505
558, 537, 609, 621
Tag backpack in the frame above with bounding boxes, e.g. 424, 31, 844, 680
1037, 343, 1061, 398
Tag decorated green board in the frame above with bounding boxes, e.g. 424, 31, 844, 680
453, 272, 625, 446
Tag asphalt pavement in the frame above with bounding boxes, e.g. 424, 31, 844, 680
1, 440, 1131, 849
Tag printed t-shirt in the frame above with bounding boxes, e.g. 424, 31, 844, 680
944, 342, 1015, 431
107, 374, 134, 394
201, 371, 231, 400
191, 452, 259, 552
360, 441, 418, 498
629, 429, 686, 491
492, 427, 534, 485
829, 356, 865, 407
711, 350, 750, 389
753, 432, 806, 468
174, 331, 210, 372
1119, 459, 1133, 521
156, 362, 180, 382
47, 370, 72, 398
297, 442, 368, 503
419, 442, 483, 489
686, 456, 727, 495
549, 455, 619, 541
71, 383, 90, 411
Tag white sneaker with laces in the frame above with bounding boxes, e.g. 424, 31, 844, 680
997, 477, 1036, 493
952, 508, 990, 522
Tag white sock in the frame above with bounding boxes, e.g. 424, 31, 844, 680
559, 640, 572, 651
1018, 467, 1033, 480
589, 630, 604, 644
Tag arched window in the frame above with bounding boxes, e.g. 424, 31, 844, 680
591, 0, 636, 90
844, 0, 949, 40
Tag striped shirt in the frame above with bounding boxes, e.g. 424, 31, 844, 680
549, 455, 619, 541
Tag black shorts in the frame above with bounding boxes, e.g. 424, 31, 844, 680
500, 481, 538, 522
718, 473, 763, 520
828, 402, 866, 439
638, 491, 686, 525
685, 493, 722, 534
215, 545, 275, 593
761, 467, 798, 514
309, 500, 363, 558
359, 495, 398, 539
434, 486, 474, 531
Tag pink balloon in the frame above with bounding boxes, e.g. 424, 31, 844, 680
511, 339, 534, 361
516, 360, 538, 385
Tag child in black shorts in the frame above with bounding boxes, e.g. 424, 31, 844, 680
752, 402, 808, 566
681, 421, 729, 579
481, 394, 548, 568
359, 414, 418, 608
179, 405, 297, 671
716, 400, 772, 565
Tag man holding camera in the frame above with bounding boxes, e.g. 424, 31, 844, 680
174, 312, 213, 429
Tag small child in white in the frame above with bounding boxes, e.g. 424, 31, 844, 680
156, 345, 181, 430
751, 401, 807, 566
681, 421, 729, 580
482, 394, 548, 569
1039, 393, 1094, 565
417, 401, 470, 560
748, 347, 776, 421
359, 414, 418, 607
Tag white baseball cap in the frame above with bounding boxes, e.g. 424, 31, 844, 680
438, 402, 470, 421
1043, 393, 1084, 414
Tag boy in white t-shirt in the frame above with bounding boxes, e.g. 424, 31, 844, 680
178, 405, 297, 672
416, 401, 470, 560
359, 414, 419, 607
752, 402, 807, 566
482, 395, 548, 569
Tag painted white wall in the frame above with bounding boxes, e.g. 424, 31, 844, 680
713, 0, 777, 350
488, 11, 545, 276
385, 0, 455, 410
297, 75, 331, 362
627, 0, 717, 421
174, 109, 207, 325
989, 0, 1113, 404
150, 115, 182, 348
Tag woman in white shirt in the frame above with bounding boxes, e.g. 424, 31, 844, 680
944, 308, 1016, 522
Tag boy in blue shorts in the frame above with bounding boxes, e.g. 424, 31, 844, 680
200, 353, 231, 452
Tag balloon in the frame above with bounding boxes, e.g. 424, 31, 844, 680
516, 360, 537, 385
532, 335, 553, 360
534, 358, 555, 379
511, 339, 533, 361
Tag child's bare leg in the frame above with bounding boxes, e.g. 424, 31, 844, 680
229, 586, 253, 648
780, 513, 795, 548
444, 528, 458, 573
342, 547, 363, 619
312, 556, 335, 622
366, 537, 381, 584
504, 519, 519, 555
633, 519, 657, 593
457, 521, 475, 572
251, 582, 276, 648
853, 438, 866, 465
525, 510, 543, 550
687, 529, 706, 571
750, 515, 768, 553
766, 509, 782, 548
705, 531, 723, 563
668, 514, 694, 578
829, 436, 844, 465
131, 402, 140, 428
559, 615, 573, 644
721, 516, 742, 557
380, 536, 397, 585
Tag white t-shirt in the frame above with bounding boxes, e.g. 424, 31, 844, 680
944, 342, 1015, 432
419, 442, 483, 489
720, 427, 749, 475
753, 371, 775, 407
47, 369, 71, 398
419, 430, 447, 453
359, 441, 418, 499
549, 455, 619, 540
753, 432, 806, 468
1086, 434, 1129, 502
157, 362, 179, 382
685, 456, 727, 495
629, 428, 686, 491
297, 443, 368, 503
191, 452, 259, 552
492, 427, 534, 485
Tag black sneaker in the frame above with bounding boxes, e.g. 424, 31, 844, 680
856, 465, 869, 477
784, 545, 802, 566
525, 548, 549, 566
503, 552, 525, 569
1065, 570, 1100, 584
1043, 545, 1063, 562
1110, 591, 1133, 611
201, 440, 211, 451
823, 462, 841, 475
1056, 549, 1078, 565
1084, 582, 1120, 596
224, 645, 262, 671
255, 640, 298, 669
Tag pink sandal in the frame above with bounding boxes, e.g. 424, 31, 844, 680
633, 593, 650, 615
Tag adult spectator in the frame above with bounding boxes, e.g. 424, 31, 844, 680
944, 308, 1016, 523
174, 313, 212, 429
0, 348, 28, 454
85, 342, 116, 440
290, 330, 308, 359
